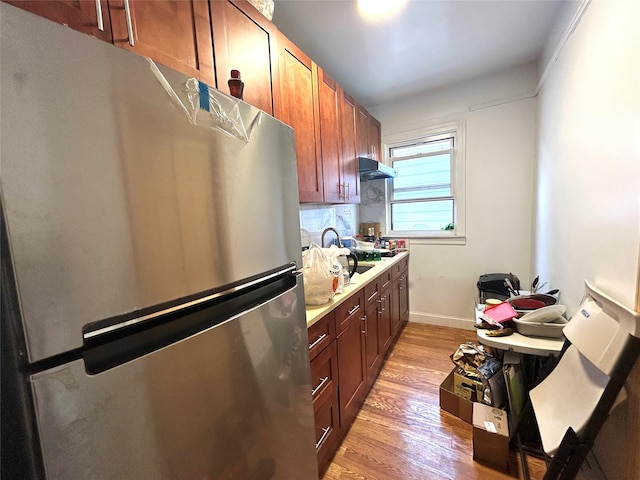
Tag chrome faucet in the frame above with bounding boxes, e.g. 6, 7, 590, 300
321, 227, 343, 248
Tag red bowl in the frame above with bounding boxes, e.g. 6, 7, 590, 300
510, 298, 546, 310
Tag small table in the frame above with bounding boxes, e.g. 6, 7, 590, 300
476, 329, 564, 357
474, 307, 564, 357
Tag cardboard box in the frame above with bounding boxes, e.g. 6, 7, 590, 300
439, 369, 473, 423
453, 366, 485, 402
472, 402, 510, 470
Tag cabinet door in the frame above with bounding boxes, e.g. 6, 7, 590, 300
391, 276, 402, 338
340, 90, 360, 203
5, 0, 113, 42
356, 104, 369, 159
279, 35, 323, 203
368, 115, 382, 161
314, 388, 341, 475
364, 296, 381, 385
210, 0, 280, 116
378, 286, 393, 355
108, 0, 214, 84
336, 311, 366, 428
318, 68, 342, 204
399, 269, 409, 324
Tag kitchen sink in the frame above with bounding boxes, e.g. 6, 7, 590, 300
355, 264, 375, 274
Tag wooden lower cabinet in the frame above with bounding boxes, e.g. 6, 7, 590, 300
391, 256, 410, 337
378, 286, 393, 354
363, 277, 382, 386
336, 291, 366, 428
311, 341, 340, 474
307, 256, 409, 475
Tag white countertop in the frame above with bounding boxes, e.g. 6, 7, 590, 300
305, 251, 409, 327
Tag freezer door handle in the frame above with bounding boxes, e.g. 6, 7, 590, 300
82, 265, 300, 374
84, 264, 298, 342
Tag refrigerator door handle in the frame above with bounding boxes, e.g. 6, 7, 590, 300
84, 264, 297, 342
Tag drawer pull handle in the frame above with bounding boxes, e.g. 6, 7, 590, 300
311, 376, 329, 396
361, 314, 367, 335
316, 426, 331, 449
308, 333, 327, 350
378, 296, 386, 313
348, 304, 360, 315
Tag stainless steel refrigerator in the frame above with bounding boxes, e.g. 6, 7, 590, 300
0, 4, 318, 479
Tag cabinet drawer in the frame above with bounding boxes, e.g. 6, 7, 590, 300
335, 290, 364, 334
310, 341, 338, 409
379, 269, 392, 291
391, 257, 409, 280
364, 277, 380, 304
314, 392, 340, 474
308, 311, 335, 361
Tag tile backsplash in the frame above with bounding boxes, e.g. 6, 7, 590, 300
359, 179, 388, 234
299, 204, 358, 247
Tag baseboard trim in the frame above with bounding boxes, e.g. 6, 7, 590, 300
408, 311, 476, 331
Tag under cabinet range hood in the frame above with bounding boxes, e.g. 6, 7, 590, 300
358, 157, 397, 180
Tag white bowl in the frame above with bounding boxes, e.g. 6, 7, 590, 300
518, 305, 566, 324
513, 317, 567, 338
356, 240, 375, 251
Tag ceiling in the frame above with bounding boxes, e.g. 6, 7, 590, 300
272, 0, 572, 108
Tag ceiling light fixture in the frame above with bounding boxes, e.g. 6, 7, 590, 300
357, 0, 408, 20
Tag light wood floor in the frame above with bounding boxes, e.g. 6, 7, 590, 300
321, 323, 547, 480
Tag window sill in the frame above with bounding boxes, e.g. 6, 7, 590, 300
406, 236, 466, 246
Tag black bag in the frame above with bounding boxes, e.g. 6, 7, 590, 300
477, 273, 520, 301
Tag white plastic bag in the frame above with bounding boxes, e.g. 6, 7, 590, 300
322, 245, 352, 294
302, 243, 338, 305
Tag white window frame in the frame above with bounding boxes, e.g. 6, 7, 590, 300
384, 121, 466, 245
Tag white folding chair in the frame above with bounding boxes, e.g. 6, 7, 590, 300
521, 280, 640, 480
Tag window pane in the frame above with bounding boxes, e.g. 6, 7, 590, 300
393, 153, 451, 199
391, 200, 454, 231
390, 138, 453, 158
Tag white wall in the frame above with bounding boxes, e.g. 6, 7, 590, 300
369, 63, 539, 327
534, 0, 640, 316
534, 2, 640, 478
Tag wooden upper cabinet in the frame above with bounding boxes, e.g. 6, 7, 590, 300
318, 68, 342, 204
356, 104, 382, 162
279, 35, 323, 203
356, 104, 370, 159
340, 91, 360, 203
209, 0, 280, 117
4, 0, 114, 42
368, 115, 382, 162
108, 0, 214, 84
